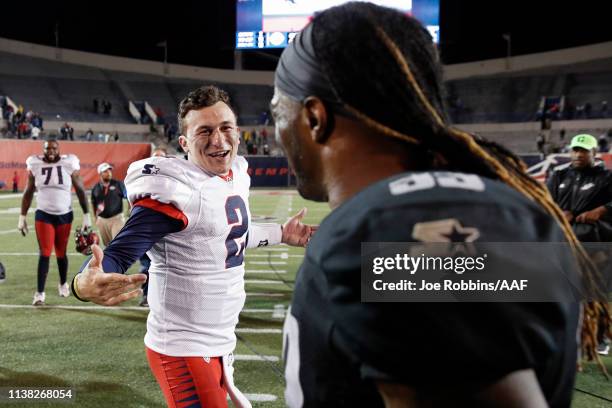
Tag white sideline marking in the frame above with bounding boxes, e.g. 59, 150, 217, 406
248, 261, 287, 265
235, 354, 279, 362
246, 292, 286, 297
273, 304, 286, 319
0, 229, 18, 235
245, 279, 285, 285
0, 304, 148, 311
244, 393, 277, 402
257, 247, 289, 252
242, 308, 278, 313
0, 207, 20, 214
0, 194, 23, 200
246, 269, 286, 274
236, 328, 282, 334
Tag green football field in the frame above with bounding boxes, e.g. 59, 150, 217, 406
0, 190, 610, 407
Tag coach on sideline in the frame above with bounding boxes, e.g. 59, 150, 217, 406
547, 133, 612, 355
91, 162, 127, 246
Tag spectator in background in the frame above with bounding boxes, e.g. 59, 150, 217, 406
12, 172, 19, 193
261, 127, 268, 144
536, 132, 546, 155
601, 100, 608, 118
559, 128, 566, 143
31, 126, 41, 140
584, 102, 592, 118
103, 100, 112, 115
263, 144, 270, 155
598, 132, 609, 153
85, 128, 94, 141
93, 98, 99, 114
113, 132, 119, 142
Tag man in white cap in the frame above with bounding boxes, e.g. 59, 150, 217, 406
91, 162, 127, 246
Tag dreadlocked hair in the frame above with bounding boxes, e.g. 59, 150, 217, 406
311, 2, 610, 373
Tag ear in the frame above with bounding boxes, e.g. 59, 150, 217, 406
178, 135, 189, 153
302, 96, 330, 144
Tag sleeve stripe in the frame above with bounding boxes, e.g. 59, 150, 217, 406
133, 197, 188, 229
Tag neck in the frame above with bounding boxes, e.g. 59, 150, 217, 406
322, 119, 417, 209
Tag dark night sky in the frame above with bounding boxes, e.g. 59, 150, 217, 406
0, 1, 610, 71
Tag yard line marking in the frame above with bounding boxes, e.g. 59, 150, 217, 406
273, 304, 286, 319
0, 304, 148, 311
0, 229, 18, 235
248, 261, 287, 265
235, 328, 282, 334
246, 253, 301, 258
246, 292, 287, 297
235, 354, 280, 362
245, 279, 285, 285
243, 394, 277, 402
0, 207, 20, 214
246, 269, 287, 274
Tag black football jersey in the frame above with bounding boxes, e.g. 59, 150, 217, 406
284, 171, 579, 408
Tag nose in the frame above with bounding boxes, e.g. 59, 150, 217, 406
209, 128, 224, 146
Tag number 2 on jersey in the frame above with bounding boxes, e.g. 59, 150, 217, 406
225, 196, 249, 268
41, 166, 63, 185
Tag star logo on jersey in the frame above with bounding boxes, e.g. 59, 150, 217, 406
412, 219, 480, 243
142, 164, 160, 175
411, 219, 480, 257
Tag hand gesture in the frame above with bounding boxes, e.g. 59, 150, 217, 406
282, 208, 318, 247
75, 245, 147, 306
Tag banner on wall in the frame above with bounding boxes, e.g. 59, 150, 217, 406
245, 156, 295, 187
0, 140, 151, 190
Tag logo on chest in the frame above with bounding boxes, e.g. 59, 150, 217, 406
580, 183, 595, 191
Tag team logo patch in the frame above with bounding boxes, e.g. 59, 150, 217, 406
257, 239, 269, 247
412, 219, 480, 243
142, 164, 160, 175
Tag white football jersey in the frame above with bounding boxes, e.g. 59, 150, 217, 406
26, 154, 80, 215
125, 155, 252, 357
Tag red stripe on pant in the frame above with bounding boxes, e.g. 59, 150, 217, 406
35, 221, 71, 257
146, 347, 228, 408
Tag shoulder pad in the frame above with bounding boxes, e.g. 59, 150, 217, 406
125, 157, 194, 212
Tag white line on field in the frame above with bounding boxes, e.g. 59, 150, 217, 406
243, 394, 277, 402
246, 269, 286, 274
246, 254, 301, 258
245, 279, 285, 285
246, 292, 287, 297
248, 261, 287, 265
235, 354, 280, 362
236, 328, 282, 334
242, 308, 278, 313
0, 229, 18, 235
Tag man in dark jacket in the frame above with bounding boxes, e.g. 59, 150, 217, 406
547, 133, 612, 355
547, 134, 612, 240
